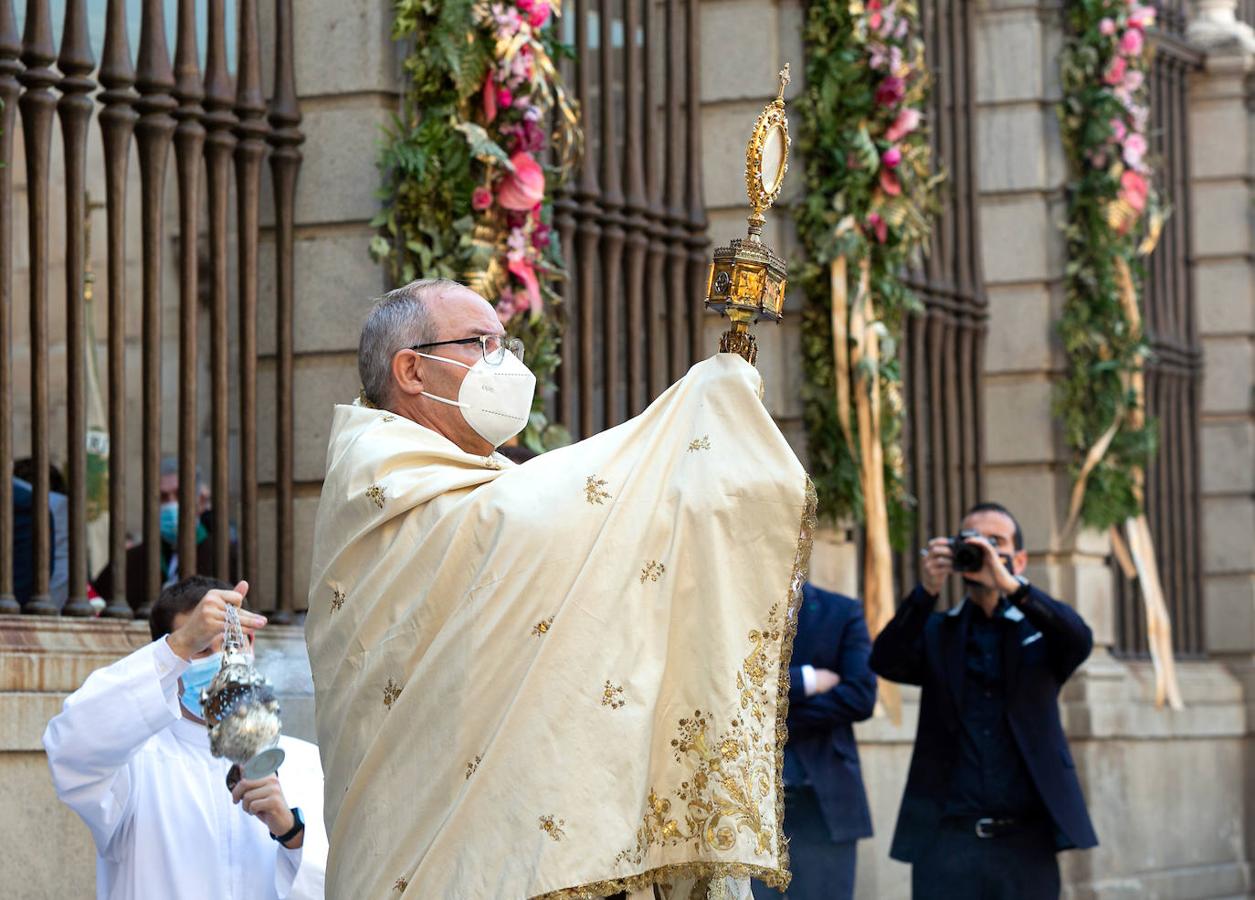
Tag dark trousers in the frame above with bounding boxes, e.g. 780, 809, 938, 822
754, 787, 857, 900
910, 819, 1060, 900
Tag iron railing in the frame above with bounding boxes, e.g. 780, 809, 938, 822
0, 0, 303, 620
1113, 30, 1205, 657
554, 0, 708, 437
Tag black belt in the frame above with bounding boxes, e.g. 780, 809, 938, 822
942, 814, 1042, 839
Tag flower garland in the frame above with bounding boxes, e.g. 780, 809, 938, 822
372, 0, 580, 449
795, 0, 938, 537
1057, 0, 1163, 529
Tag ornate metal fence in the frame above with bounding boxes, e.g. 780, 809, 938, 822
0, 0, 303, 620
554, 0, 707, 438
1112, 28, 1205, 657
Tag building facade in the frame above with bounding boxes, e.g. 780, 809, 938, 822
0, 1, 1251, 897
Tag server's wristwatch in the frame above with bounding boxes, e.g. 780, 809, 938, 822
271, 806, 305, 846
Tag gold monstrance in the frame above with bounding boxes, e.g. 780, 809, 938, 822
705, 65, 791, 366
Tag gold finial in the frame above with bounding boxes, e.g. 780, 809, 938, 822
703, 67, 793, 365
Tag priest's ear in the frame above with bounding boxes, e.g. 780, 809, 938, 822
391, 348, 425, 399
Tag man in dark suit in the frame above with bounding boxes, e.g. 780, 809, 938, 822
755, 582, 877, 900
870, 502, 1098, 899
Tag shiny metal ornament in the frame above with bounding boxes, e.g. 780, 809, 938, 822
705, 65, 793, 366
201, 604, 285, 785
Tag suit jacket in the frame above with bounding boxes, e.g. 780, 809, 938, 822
785, 583, 877, 843
869, 584, 1099, 862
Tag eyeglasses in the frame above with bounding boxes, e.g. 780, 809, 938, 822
412, 334, 525, 366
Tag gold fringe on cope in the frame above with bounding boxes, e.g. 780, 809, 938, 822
531, 480, 819, 900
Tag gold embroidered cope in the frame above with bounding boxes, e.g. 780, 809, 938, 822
306, 354, 813, 899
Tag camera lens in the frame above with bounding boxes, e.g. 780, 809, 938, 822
949, 536, 985, 573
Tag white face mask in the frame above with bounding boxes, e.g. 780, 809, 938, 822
418, 349, 536, 448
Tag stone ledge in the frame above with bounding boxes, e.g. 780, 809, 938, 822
0, 618, 313, 750
1067, 860, 1252, 900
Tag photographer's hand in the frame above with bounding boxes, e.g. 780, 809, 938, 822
920, 537, 953, 596
973, 538, 1020, 595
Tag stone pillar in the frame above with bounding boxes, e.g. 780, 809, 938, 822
1185, 8, 1255, 866
254, 0, 400, 610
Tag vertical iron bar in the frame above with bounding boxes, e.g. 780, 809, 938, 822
235, 0, 269, 606
683, 0, 707, 366
642, 0, 667, 400
18, 0, 59, 615
0, 0, 19, 614
663, 0, 687, 382
599, 0, 625, 427
98, 0, 137, 619
573, 0, 600, 437
57, 0, 96, 616
621, 0, 647, 416
134, 0, 177, 617
173, 0, 205, 578
203, 0, 235, 582
267, 0, 304, 620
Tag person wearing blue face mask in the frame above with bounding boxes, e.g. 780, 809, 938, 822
43, 576, 328, 900
92, 459, 240, 612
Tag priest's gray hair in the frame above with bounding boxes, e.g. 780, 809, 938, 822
358, 278, 457, 408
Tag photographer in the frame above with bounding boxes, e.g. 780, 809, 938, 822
869, 502, 1097, 900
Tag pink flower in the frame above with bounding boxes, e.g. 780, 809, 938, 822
1123, 68, 1144, 92
1103, 57, 1127, 86
885, 107, 921, 142
482, 77, 498, 123
1120, 28, 1144, 56
867, 212, 888, 243
1119, 169, 1149, 214
1099, 17, 1116, 36
1109, 118, 1127, 143
881, 145, 902, 169
532, 223, 552, 249
879, 168, 902, 197
867, 0, 883, 31
508, 256, 542, 311
495, 291, 519, 324
529, 1, 551, 29
516, 0, 534, 10
497, 86, 514, 109
1122, 132, 1148, 169
875, 76, 905, 107
1128, 4, 1156, 29
497, 152, 546, 211
472, 186, 494, 211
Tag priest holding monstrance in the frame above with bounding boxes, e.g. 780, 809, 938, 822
306, 71, 808, 899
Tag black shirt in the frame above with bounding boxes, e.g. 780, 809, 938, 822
944, 598, 1046, 818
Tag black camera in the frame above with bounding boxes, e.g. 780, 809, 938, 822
948, 529, 987, 573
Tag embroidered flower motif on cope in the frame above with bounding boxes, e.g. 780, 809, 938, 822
366, 483, 386, 509
584, 475, 611, 505
640, 561, 665, 584
539, 815, 566, 841
383, 679, 402, 709
602, 681, 626, 710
